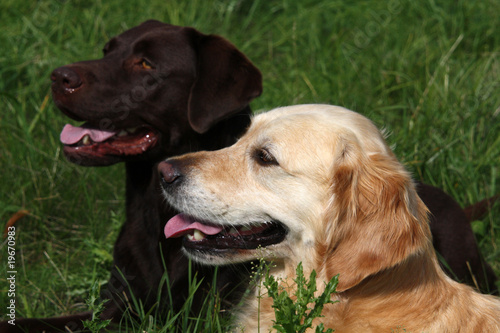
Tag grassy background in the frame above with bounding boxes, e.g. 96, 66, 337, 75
1, 0, 499, 330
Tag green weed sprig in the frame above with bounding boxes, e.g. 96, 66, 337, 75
262, 262, 338, 333
82, 282, 112, 332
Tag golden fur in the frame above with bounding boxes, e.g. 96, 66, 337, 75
161, 104, 500, 332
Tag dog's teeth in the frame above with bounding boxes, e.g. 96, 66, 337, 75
82, 135, 91, 145
228, 227, 238, 235
193, 229, 206, 241
240, 225, 252, 232
118, 130, 128, 137
127, 127, 138, 133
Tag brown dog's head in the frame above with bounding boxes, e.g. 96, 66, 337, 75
52, 20, 262, 166
159, 104, 431, 291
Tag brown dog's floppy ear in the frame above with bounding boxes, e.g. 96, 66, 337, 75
187, 31, 262, 134
319, 147, 431, 292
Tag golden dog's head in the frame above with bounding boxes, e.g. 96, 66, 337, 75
159, 104, 431, 291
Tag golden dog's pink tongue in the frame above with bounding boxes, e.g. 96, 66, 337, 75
60, 123, 117, 144
164, 213, 223, 239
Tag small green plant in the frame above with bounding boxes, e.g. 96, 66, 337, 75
82, 282, 112, 332
262, 262, 339, 333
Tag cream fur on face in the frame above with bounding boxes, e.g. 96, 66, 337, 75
159, 104, 500, 333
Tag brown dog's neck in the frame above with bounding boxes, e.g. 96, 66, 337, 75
196, 106, 253, 151
124, 106, 252, 190
122, 107, 253, 234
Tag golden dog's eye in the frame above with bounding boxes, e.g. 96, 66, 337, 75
255, 148, 278, 166
141, 59, 154, 69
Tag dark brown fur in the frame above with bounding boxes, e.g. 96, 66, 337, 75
1, 20, 496, 333
0, 20, 260, 333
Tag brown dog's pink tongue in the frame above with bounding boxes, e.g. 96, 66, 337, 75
164, 213, 223, 238
60, 124, 117, 144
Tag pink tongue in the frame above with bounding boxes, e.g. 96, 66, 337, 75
60, 124, 117, 145
164, 213, 223, 239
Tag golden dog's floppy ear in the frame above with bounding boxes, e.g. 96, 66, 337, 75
319, 143, 430, 292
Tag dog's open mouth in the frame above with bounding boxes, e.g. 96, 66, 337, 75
60, 123, 159, 165
164, 213, 287, 250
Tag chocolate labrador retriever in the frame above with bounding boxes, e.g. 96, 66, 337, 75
3, 20, 260, 333
1, 19, 496, 332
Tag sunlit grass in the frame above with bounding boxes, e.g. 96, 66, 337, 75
1, 0, 499, 331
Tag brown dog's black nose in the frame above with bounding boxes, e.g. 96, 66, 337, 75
51, 66, 83, 93
158, 160, 182, 188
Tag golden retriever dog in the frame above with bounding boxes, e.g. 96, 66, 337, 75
158, 104, 500, 332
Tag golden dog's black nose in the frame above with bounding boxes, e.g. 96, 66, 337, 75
158, 160, 182, 187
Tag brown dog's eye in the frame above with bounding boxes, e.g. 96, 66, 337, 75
141, 59, 154, 69
254, 148, 278, 166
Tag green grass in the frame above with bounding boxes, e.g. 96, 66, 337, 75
1, 0, 499, 331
